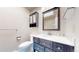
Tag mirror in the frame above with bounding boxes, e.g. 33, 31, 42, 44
43, 7, 60, 30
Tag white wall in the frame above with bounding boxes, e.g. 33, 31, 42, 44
72, 8, 79, 52
0, 7, 30, 51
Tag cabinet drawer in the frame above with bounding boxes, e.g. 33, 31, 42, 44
33, 37, 40, 43
40, 39, 52, 49
63, 45, 74, 52
34, 43, 44, 52
54, 42, 64, 52
45, 47, 54, 52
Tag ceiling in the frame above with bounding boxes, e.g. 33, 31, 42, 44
26, 7, 39, 12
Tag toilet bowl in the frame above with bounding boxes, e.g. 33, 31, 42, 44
15, 41, 33, 52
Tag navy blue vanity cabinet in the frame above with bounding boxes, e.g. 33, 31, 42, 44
33, 37, 74, 52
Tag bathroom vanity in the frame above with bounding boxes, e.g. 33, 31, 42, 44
31, 34, 74, 52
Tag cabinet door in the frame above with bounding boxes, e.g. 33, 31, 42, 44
34, 43, 44, 52
54, 42, 64, 52
40, 39, 52, 49
45, 47, 54, 52
33, 37, 40, 43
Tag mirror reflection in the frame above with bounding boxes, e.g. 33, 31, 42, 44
43, 7, 60, 30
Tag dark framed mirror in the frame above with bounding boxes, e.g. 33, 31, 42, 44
43, 7, 60, 30
29, 12, 39, 27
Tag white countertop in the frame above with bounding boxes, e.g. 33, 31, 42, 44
31, 34, 74, 46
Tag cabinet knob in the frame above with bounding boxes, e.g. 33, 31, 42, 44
57, 47, 61, 50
